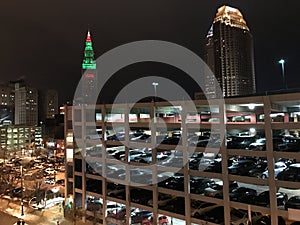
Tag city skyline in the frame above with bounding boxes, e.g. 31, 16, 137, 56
0, 0, 298, 104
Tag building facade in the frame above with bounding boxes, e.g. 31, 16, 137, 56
0, 84, 15, 125
0, 125, 41, 151
205, 5, 256, 97
64, 91, 300, 225
42, 89, 58, 120
14, 83, 38, 126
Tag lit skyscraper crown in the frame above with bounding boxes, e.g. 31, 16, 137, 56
213, 5, 249, 31
82, 30, 96, 70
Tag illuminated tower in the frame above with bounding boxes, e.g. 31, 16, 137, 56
82, 30, 97, 103
205, 5, 256, 97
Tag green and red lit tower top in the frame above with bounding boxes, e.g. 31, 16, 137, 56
81, 30, 97, 103
82, 30, 96, 70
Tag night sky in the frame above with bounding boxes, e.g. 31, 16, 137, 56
0, 0, 299, 104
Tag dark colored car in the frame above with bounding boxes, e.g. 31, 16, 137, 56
10, 187, 25, 198
159, 197, 185, 215
248, 161, 268, 177
130, 189, 152, 205
160, 157, 184, 168
285, 196, 300, 209
158, 176, 184, 191
204, 158, 235, 173
227, 136, 257, 149
229, 187, 257, 203
55, 179, 65, 186
252, 215, 286, 225
228, 160, 257, 176
131, 210, 153, 224
204, 181, 238, 198
277, 163, 300, 182
188, 135, 210, 146
198, 206, 224, 224
278, 137, 300, 152
254, 191, 288, 207
190, 177, 215, 194
160, 137, 181, 145
248, 138, 266, 150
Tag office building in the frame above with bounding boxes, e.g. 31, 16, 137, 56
41, 89, 58, 120
0, 125, 41, 151
14, 83, 38, 126
205, 5, 256, 97
0, 84, 14, 125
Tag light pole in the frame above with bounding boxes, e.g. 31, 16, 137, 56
20, 165, 24, 216
152, 82, 158, 102
278, 59, 287, 89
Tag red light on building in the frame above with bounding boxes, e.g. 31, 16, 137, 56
85, 74, 94, 78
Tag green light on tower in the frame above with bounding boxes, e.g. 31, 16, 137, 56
82, 31, 96, 70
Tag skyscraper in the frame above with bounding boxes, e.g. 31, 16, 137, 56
81, 30, 97, 103
14, 82, 38, 126
39, 89, 58, 122
205, 5, 256, 97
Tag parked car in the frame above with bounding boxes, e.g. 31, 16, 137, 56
278, 137, 300, 152
188, 135, 210, 146
107, 183, 125, 197
197, 206, 224, 224
158, 176, 184, 191
191, 202, 218, 218
248, 161, 268, 177
160, 137, 181, 145
277, 163, 300, 182
148, 194, 176, 207
228, 160, 257, 176
159, 157, 183, 168
248, 138, 266, 150
285, 196, 300, 209
44, 168, 56, 175
159, 197, 185, 215
261, 161, 287, 179
204, 181, 238, 198
254, 191, 288, 207
131, 210, 153, 224
227, 136, 257, 149
229, 187, 257, 203
9, 187, 25, 198
190, 177, 215, 194
251, 215, 286, 225
130, 189, 152, 205
55, 179, 65, 186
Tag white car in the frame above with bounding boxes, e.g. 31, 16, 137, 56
261, 161, 287, 178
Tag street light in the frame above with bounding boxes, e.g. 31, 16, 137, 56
152, 82, 158, 102
278, 59, 287, 89
20, 165, 24, 216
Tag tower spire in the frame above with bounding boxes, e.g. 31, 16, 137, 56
82, 30, 96, 70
